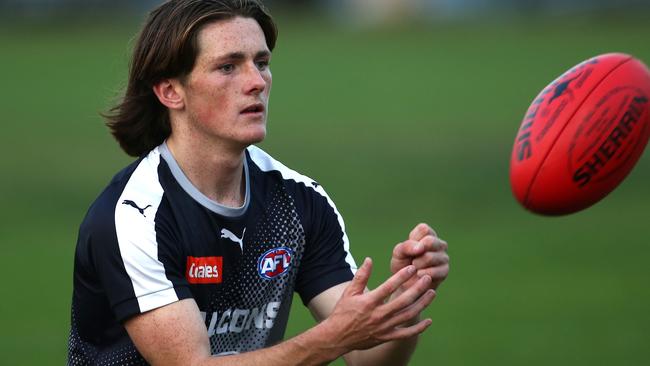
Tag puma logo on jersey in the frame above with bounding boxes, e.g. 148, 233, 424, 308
220, 227, 245, 252
122, 200, 152, 217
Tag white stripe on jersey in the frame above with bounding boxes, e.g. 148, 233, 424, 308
247, 146, 357, 273
115, 147, 178, 313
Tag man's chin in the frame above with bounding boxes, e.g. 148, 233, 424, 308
239, 129, 267, 148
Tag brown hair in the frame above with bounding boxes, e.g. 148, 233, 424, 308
105, 0, 277, 157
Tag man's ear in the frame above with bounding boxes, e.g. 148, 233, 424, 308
152, 79, 185, 110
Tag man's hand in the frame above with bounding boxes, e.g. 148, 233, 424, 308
391, 223, 449, 291
318, 257, 436, 355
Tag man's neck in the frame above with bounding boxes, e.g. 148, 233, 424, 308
166, 135, 246, 208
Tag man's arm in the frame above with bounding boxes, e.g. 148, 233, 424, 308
124, 258, 434, 366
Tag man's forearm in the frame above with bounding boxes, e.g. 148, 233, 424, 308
202, 323, 418, 366
343, 319, 420, 366
196, 320, 345, 366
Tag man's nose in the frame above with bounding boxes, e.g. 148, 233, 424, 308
244, 64, 267, 95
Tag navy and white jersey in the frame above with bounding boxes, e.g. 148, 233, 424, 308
67, 143, 356, 365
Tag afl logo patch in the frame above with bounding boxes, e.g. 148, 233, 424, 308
258, 247, 293, 280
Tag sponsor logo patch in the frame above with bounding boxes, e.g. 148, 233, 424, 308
186, 256, 223, 284
257, 247, 293, 279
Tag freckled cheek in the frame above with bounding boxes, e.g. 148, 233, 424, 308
191, 84, 233, 123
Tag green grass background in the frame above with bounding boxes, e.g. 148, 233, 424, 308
1, 13, 649, 365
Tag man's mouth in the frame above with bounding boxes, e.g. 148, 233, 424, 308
241, 103, 265, 114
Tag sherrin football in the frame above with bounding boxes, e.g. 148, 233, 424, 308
510, 53, 650, 215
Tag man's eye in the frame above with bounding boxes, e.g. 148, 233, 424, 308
218, 64, 234, 73
256, 60, 269, 70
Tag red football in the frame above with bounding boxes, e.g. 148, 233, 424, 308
510, 53, 650, 215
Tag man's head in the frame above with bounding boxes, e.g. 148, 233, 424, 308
106, 0, 277, 157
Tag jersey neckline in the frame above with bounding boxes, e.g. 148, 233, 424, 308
158, 142, 250, 217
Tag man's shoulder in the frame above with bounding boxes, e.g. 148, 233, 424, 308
246, 145, 343, 230
81, 151, 161, 234
246, 145, 322, 192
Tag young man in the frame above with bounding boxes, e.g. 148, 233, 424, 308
67, 1, 449, 365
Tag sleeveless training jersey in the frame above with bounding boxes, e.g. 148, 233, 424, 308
67, 143, 356, 365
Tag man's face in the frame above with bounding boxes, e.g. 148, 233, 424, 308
180, 16, 272, 148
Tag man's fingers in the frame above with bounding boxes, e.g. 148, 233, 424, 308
381, 318, 433, 342
381, 275, 433, 315
393, 236, 447, 262
416, 266, 450, 289
346, 257, 372, 295
369, 265, 416, 302
412, 251, 449, 269
416, 265, 450, 278
408, 223, 436, 241
392, 239, 429, 261
417, 235, 448, 253
384, 289, 436, 330
392, 240, 417, 261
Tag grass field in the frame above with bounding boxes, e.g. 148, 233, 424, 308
1, 13, 650, 365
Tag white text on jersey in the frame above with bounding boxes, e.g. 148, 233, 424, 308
201, 301, 280, 335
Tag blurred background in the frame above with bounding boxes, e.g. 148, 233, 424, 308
1, 0, 649, 365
